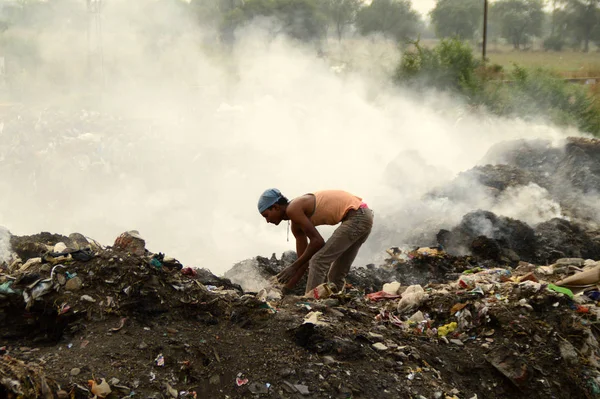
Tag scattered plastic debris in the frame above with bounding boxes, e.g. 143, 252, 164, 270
155, 354, 165, 367
235, 373, 248, 387
547, 284, 574, 299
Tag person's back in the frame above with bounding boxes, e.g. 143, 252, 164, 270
308, 190, 363, 226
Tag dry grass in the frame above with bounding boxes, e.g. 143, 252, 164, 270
415, 39, 600, 77
486, 49, 600, 78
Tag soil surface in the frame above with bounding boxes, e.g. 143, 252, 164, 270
2, 232, 600, 399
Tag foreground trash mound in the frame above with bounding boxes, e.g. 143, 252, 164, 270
3, 231, 600, 398
1, 231, 242, 342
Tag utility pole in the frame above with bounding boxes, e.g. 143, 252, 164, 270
482, 0, 488, 61
86, 0, 104, 86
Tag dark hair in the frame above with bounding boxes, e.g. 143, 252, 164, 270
270, 195, 289, 209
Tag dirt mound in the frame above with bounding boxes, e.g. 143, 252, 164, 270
3, 230, 600, 398
438, 210, 537, 263
479, 136, 600, 193
561, 137, 600, 194
480, 136, 600, 203
535, 218, 600, 263
9, 232, 71, 262
481, 138, 564, 177
458, 164, 539, 193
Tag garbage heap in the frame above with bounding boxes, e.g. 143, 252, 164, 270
3, 230, 600, 398
375, 136, 600, 266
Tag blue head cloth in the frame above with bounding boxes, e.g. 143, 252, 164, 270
258, 188, 283, 213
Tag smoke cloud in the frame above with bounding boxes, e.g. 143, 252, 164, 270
0, 1, 585, 274
0, 226, 11, 265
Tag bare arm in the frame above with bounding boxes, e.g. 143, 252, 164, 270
277, 201, 325, 286
292, 222, 308, 258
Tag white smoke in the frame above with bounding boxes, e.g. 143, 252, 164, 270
0, 1, 585, 274
491, 183, 564, 226
0, 226, 12, 265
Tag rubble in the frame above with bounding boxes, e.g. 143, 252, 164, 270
0, 228, 600, 398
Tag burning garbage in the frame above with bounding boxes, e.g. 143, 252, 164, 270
0, 138, 599, 398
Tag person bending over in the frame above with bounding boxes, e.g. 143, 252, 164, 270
257, 188, 373, 295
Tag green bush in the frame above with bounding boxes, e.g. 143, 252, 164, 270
395, 39, 600, 137
395, 38, 482, 96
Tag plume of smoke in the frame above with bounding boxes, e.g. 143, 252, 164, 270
491, 183, 564, 226
0, 1, 587, 274
0, 226, 12, 265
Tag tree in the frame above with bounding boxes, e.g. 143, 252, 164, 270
429, 0, 482, 40
395, 38, 483, 94
543, 0, 571, 50
356, 0, 421, 43
558, 0, 600, 52
322, 0, 362, 41
221, 0, 327, 42
491, 0, 545, 49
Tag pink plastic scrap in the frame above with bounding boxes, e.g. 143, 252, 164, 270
366, 291, 402, 302
236, 377, 249, 386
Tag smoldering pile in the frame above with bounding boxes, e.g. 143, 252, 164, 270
372, 137, 600, 267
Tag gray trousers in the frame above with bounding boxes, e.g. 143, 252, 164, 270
305, 208, 374, 294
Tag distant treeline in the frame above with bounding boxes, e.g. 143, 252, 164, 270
1, 0, 600, 52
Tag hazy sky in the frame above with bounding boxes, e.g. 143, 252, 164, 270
413, 0, 436, 16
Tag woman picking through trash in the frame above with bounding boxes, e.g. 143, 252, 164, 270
257, 188, 374, 297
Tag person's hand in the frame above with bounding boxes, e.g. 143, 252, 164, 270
277, 265, 298, 284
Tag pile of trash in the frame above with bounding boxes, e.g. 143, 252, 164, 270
2, 228, 600, 398
443, 138, 600, 262
378, 137, 600, 267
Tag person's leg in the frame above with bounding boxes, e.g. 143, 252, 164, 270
305, 208, 374, 293
305, 224, 355, 293
328, 209, 373, 291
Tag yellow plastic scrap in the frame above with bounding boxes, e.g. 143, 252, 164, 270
438, 322, 458, 337
416, 247, 443, 257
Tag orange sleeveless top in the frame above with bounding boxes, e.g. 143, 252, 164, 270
309, 190, 363, 226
